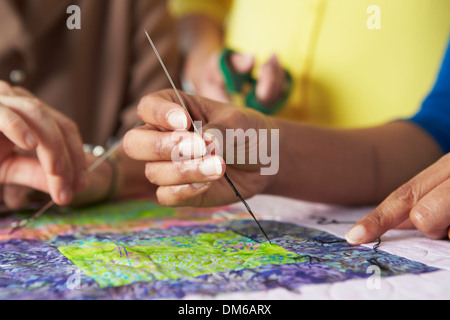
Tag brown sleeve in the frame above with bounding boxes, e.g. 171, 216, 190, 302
118, 0, 181, 137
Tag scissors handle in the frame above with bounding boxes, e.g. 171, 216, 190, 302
219, 48, 293, 115
219, 48, 254, 93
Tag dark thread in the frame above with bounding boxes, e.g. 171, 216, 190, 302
315, 217, 356, 225
367, 258, 388, 272
294, 255, 322, 264
373, 238, 382, 252
313, 238, 347, 245
228, 226, 263, 244
315, 236, 390, 272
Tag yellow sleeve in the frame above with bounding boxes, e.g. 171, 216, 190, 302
168, 0, 232, 23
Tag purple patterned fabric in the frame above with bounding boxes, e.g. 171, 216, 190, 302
0, 220, 438, 300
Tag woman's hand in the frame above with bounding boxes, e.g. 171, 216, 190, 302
0, 81, 87, 208
187, 49, 289, 108
124, 89, 277, 207
346, 153, 450, 244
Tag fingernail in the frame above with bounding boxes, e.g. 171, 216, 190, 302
242, 54, 254, 65
25, 133, 37, 149
167, 111, 188, 130
199, 157, 223, 176
345, 225, 366, 245
178, 136, 207, 158
59, 187, 73, 204
191, 182, 210, 189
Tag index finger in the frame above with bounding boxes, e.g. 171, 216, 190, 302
137, 92, 191, 131
346, 155, 450, 245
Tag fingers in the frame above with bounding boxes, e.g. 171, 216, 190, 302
0, 155, 48, 192
3, 185, 32, 210
0, 81, 14, 95
13, 90, 86, 188
229, 53, 255, 74
145, 156, 225, 186
345, 191, 411, 245
198, 52, 232, 103
0, 83, 37, 151
137, 94, 190, 131
256, 55, 286, 106
0, 104, 38, 150
0, 95, 81, 205
346, 155, 450, 244
409, 178, 450, 239
156, 183, 212, 207
124, 125, 208, 162
48, 109, 87, 190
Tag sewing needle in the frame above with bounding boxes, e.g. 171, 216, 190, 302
145, 30, 272, 245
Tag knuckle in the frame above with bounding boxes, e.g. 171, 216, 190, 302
144, 164, 158, 185
122, 131, 134, 156
3, 112, 23, 132
152, 136, 164, 159
410, 203, 435, 234
224, 108, 246, 125
394, 183, 420, 206
137, 94, 158, 120
364, 203, 396, 230
0, 81, 12, 93
62, 118, 79, 134
364, 210, 388, 228
174, 161, 192, 182
137, 96, 148, 120
29, 97, 43, 108
23, 98, 46, 117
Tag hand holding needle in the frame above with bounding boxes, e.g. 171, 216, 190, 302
144, 30, 271, 245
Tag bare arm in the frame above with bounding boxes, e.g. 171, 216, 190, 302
268, 120, 443, 205
124, 90, 443, 207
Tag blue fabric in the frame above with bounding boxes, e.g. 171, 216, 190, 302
409, 39, 450, 154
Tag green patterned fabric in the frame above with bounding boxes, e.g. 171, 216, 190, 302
58, 231, 300, 288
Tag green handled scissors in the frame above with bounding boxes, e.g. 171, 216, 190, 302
219, 48, 293, 115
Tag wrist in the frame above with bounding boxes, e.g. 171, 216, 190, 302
261, 117, 297, 196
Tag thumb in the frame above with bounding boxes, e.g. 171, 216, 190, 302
229, 52, 255, 74
0, 156, 49, 193
3, 185, 33, 210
